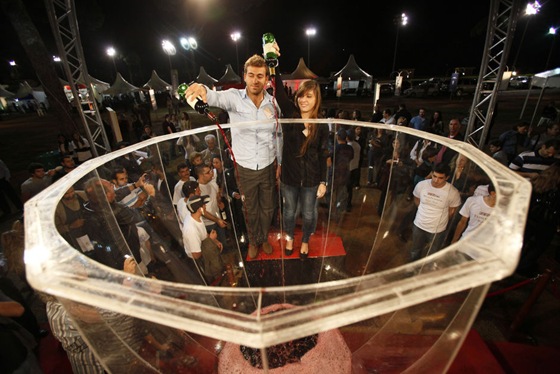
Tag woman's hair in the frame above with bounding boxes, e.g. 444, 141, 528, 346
295, 80, 322, 156
532, 162, 560, 194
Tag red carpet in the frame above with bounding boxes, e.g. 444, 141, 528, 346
245, 229, 346, 261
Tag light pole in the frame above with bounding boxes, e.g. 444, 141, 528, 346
305, 27, 316, 68
545, 26, 557, 70
106, 46, 117, 80
230, 32, 241, 75
391, 13, 408, 75
180, 36, 198, 83
512, 1, 541, 73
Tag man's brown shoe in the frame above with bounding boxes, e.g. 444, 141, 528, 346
262, 242, 273, 254
248, 244, 258, 258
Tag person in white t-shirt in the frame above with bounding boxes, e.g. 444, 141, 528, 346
172, 163, 196, 206
181, 194, 224, 282
451, 183, 496, 258
411, 163, 462, 261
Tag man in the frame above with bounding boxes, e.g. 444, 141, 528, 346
111, 167, 149, 208
182, 195, 224, 282
172, 163, 196, 206
177, 180, 201, 224
185, 54, 281, 258
195, 164, 228, 246
200, 134, 230, 168
380, 108, 395, 125
435, 118, 464, 166
410, 107, 428, 131
82, 178, 142, 269
508, 138, 559, 180
411, 163, 462, 262
20, 162, 55, 203
161, 114, 177, 159
51, 154, 77, 184
451, 183, 497, 259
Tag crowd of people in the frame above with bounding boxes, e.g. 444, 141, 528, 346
1, 44, 559, 372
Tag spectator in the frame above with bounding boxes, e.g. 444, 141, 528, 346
435, 118, 464, 167
70, 131, 93, 164
51, 154, 77, 184
331, 129, 354, 218
451, 183, 497, 253
526, 121, 559, 151
195, 164, 228, 247
536, 101, 558, 128
181, 195, 225, 283
509, 138, 559, 180
428, 110, 444, 135
410, 163, 461, 261
516, 163, 560, 277
498, 122, 530, 163
488, 139, 509, 166
172, 163, 196, 206
21, 162, 55, 203
366, 128, 392, 187
410, 107, 428, 131
57, 133, 75, 158
54, 186, 88, 249
346, 129, 361, 212
179, 111, 191, 131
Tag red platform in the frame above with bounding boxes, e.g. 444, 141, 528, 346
245, 228, 346, 261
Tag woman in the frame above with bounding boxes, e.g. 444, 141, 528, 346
428, 110, 444, 135
179, 111, 191, 131
275, 70, 328, 259
57, 133, 74, 158
70, 131, 93, 164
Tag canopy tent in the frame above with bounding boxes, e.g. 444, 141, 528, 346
216, 64, 243, 90
531, 67, 560, 88
520, 67, 560, 127
0, 85, 14, 99
103, 72, 141, 96
281, 58, 319, 92
194, 66, 218, 88
332, 54, 373, 95
143, 70, 172, 92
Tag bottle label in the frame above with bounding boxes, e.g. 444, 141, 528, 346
263, 42, 276, 59
186, 95, 201, 111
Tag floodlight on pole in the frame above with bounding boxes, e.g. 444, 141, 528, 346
9, 60, 16, 66
230, 31, 241, 75
305, 27, 316, 68
512, 1, 541, 73
545, 27, 557, 70
106, 46, 118, 79
391, 13, 408, 75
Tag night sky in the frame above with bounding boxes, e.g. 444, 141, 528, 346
1, 0, 559, 86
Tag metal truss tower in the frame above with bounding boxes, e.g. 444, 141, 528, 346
465, 0, 523, 148
45, 0, 111, 156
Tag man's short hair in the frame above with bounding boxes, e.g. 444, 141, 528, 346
244, 54, 268, 75
176, 162, 189, 172
111, 167, 126, 181
28, 162, 45, 174
204, 134, 216, 143
195, 164, 210, 178
434, 162, 451, 177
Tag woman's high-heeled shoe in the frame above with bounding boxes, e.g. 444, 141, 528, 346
299, 242, 309, 259
285, 239, 294, 256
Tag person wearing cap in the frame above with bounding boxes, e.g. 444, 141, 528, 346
182, 194, 224, 282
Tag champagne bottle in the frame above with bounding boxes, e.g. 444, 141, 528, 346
262, 32, 278, 69
177, 82, 216, 120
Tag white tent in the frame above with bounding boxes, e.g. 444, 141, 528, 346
216, 64, 243, 90
143, 70, 172, 92
520, 67, 560, 126
332, 54, 373, 95
281, 58, 319, 92
103, 72, 141, 96
531, 67, 560, 88
194, 66, 218, 88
